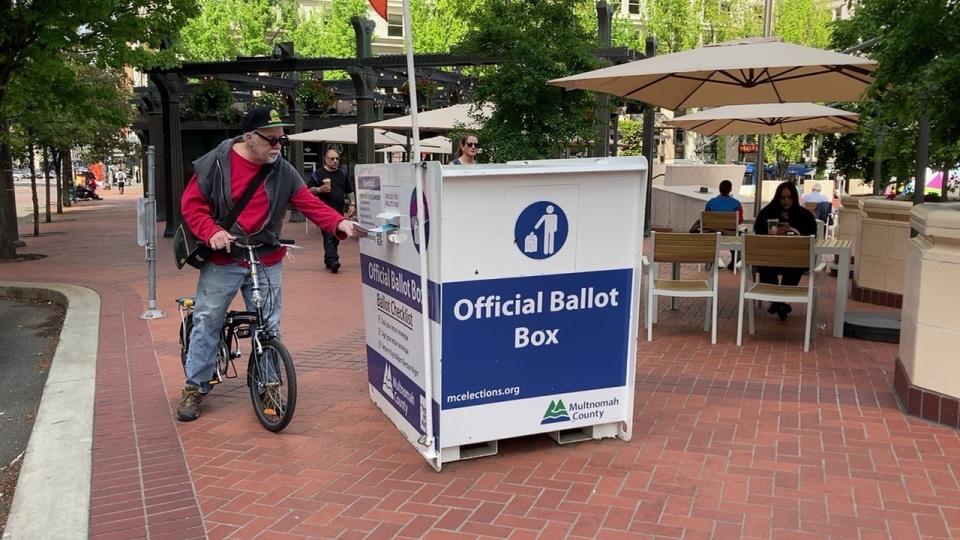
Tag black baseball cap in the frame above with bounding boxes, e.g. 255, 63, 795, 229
242, 106, 294, 132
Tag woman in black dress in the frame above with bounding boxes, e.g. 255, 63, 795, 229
753, 181, 818, 320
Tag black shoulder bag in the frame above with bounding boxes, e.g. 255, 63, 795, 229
174, 166, 270, 270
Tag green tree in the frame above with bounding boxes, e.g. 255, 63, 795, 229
410, 0, 476, 53
647, 0, 700, 53
617, 118, 644, 156
179, 0, 274, 61
456, 0, 600, 162
0, 0, 197, 259
700, 0, 762, 44
775, 0, 832, 48
832, 0, 960, 191
292, 0, 370, 58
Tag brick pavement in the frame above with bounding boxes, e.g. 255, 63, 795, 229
2, 192, 959, 539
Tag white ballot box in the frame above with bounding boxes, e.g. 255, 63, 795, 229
356, 157, 648, 471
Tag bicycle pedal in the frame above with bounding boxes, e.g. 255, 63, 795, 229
263, 408, 277, 416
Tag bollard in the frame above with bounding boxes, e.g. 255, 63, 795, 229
140, 146, 166, 320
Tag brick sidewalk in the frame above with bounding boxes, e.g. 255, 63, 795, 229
2, 193, 958, 539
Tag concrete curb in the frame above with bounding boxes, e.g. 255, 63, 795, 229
0, 282, 99, 540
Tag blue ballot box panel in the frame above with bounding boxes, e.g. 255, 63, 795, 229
441, 269, 633, 409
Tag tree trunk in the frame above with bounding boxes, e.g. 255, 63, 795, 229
942, 162, 953, 201
53, 149, 62, 214
28, 141, 39, 237
0, 119, 19, 259
60, 146, 73, 208
43, 146, 51, 223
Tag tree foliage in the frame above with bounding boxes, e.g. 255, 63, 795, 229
0, 0, 198, 259
178, 0, 275, 61
291, 0, 370, 58
617, 118, 643, 157
827, 0, 960, 189
410, 0, 476, 53
648, 0, 700, 53
455, 0, 599, 162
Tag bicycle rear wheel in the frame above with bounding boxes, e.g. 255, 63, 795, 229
248, 338, 297, 432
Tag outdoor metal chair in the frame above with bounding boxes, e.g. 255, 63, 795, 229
701, 210, 741, 273
642, 232, 721, 344
736, 235, 828, 352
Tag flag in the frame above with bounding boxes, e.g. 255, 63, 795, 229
369, 0, 387, 20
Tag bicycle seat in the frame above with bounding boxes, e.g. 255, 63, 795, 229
177, 297, 196, 308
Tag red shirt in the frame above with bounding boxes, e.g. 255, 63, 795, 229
182, 148, 346, 266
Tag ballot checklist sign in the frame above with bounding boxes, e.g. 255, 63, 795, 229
514, 201, 568, 259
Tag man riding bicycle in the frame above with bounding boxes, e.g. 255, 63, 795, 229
177, 106, 366, 422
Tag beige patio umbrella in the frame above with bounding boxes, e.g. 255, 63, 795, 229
549, 37, 877, 110
419, 135, 452, 153
375, 143, 447, 154
663, 103, 860, 136
288, 124, 407, 146
362, 103, 493, 132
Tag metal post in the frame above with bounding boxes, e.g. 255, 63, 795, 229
642, 36, 657, 237
401, 0, 436, 466
914, 113, 929, 205
755, 0, 774, 216
873, 128, 883, 195
594, 1, 613, 157
140, 146, 165, 320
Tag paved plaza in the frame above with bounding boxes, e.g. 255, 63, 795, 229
2, 189, 959, 539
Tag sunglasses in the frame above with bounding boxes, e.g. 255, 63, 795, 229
252, 131, 289, 147
326, 156, 340, 161
463, 141, 480, 148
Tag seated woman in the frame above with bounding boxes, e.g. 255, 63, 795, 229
753, 181, 818, 320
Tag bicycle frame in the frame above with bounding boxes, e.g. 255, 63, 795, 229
237, 241, 276, 356
178, 242, 281, 384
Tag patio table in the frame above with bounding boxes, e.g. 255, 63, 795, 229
663, 237, 851, 338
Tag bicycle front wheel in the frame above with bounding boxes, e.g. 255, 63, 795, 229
179, 312, 193, 371
248, 338, 297, 432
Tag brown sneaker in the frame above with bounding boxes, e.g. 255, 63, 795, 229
177, 385, 203, 422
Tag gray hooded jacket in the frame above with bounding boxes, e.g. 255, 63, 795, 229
191, 137, 305, 257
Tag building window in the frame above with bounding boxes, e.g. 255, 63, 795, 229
628, 0, 641, 15
834, 6, 843, 19
388, 13, 403, 37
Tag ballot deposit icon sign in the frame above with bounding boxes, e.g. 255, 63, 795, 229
514, 201, 568, 259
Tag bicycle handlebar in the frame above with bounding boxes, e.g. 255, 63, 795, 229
233, 239, 296, 251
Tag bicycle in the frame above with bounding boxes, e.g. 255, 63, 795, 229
176, 240, 297, 432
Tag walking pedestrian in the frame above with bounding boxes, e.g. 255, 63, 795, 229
307, 148, 355, 273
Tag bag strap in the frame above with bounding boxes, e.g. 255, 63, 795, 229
218, 165, 271, 231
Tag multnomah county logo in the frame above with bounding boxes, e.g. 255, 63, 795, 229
541, 399, 570, 424
382, 364, 394, 396
515, 201, 568, 259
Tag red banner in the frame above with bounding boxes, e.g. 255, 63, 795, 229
369, 0, 387, 20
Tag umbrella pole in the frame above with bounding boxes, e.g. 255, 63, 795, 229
754, 134, 765, 216
642, 36, 657, 236
755, 0, 772, 216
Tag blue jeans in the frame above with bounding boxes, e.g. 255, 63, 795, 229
185, 262, 282, 392
322, 230, 340, 267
